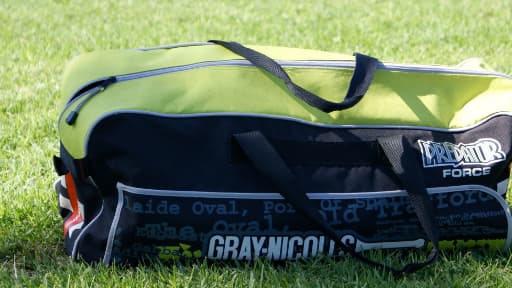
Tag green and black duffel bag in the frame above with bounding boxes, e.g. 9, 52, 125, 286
54, 40, 512, 274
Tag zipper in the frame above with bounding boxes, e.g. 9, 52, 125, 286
63, 59, 511, 126
136, 41, 213, 51
65, 77, 116, 125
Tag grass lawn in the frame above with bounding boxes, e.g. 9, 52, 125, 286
1, 0, 512, 286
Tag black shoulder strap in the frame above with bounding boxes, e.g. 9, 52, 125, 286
377, 136, 440, 272
234, 131, 439, 275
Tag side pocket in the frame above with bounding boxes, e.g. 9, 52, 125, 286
54, 153, 115, 263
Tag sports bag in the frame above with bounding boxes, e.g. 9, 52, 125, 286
54, 40, 512, 274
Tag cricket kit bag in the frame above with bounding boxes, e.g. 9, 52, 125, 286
54, 40, 512, 274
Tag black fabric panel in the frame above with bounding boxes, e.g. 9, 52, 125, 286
85, 114, 512, 198
63, 113, 512, 265
231, 138, 387, 166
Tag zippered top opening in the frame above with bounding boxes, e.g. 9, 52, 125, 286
60, 52, 512, 126
134, 41, 511, 77
64, 58, 511, 106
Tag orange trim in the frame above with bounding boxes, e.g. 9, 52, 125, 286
63, 173, 83, 237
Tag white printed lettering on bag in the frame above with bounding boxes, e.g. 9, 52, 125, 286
206, 234, 426, 260
417, 138, 506, 178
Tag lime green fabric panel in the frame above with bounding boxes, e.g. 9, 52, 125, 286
355, 71, 498, 128
60, 46, 241, 101
456, 57, 496, 72
247, 45, 354, 61
451, 78, 512, 126
61, 44, 354, 103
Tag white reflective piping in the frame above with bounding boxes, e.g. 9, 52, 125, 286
377, 62, 511, 78
111, 59, 512, 83
116, 182, 492, 200
487, 189, 512, 250
133, 41, 511, 78
83, 111, 512, 156
103, 190, 124, 265
497, 178, 510, 196
136, 42, 213, 51
133, 40, 511, 78
115, 60, 251, 82
120, 110, 512, 132
71, 204, 104, 260
282, 60, 510, 78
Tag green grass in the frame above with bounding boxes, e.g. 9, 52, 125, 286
1, 0, 512, 286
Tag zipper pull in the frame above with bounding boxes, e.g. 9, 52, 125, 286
66, 77, 117, 125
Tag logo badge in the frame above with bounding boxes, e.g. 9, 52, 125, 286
418, 138, 506, 168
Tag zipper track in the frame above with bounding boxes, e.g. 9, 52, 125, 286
65, 59, 511, 105
115, 59, 511, 82
61, 58, 512, 123
136, 41, 213, 51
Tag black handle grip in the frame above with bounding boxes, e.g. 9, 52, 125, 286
209, 40, 379, 113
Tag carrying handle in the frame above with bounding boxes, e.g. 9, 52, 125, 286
233, 131, 439, 276
209, 40, 379, 113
